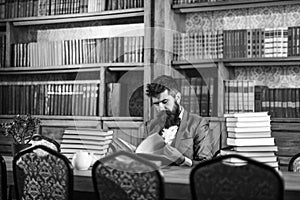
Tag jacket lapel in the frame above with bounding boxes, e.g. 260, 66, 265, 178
173, 111, 192, 149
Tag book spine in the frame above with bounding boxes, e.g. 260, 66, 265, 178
224, 80, 229, 114
269, 88, 275, 117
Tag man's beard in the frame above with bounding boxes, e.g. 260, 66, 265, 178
160, 102, 181, 129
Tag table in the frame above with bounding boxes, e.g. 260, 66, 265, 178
4, 156, 300, 200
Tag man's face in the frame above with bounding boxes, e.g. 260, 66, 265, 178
152, 90, 177, 113
152, 90, 181, 128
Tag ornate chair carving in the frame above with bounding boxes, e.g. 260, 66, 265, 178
190, 154, 284, 200
13, 145, 73, 200
30, 134, 60, 152
288, 152, 300, 172
0, 155, 7, 200
92, 151, 164, 200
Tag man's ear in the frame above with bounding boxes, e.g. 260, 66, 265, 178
175, 92, 181, 104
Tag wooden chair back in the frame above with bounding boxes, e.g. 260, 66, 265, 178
13, 145, 73, 200
92, 151, 164, 200
190, 154, 284, 200
288, 152, 300, 172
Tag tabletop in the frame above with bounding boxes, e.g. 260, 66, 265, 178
3, 156, 300, 200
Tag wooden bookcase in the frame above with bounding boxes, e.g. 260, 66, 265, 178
158, 0, 300, 170
1, 0, 300, 170
0, 2, 148, 148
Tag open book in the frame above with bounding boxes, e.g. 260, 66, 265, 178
135, 133, 181, 166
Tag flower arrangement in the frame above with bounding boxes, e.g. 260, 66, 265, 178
0, 114, 41, 144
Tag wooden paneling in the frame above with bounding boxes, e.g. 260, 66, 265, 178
271, 120, 300, 171
0, 134, 13, 156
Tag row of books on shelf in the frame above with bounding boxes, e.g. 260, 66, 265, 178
173, 31, 223, 61
0, 80, 100, 116
10, 36, 144, 68
222, 112, 279, 169
173, 27, 300, 61
224, 80, 255, 114
255, 86, 300, 118
173, 0, 224, 4
224, 79, 300, 118
175, 77, 214, 117
0, 34, 5, 68
223, 28, 288, 59
1, 0, 143, 19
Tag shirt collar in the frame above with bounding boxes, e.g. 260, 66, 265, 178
179, 106, 184, 120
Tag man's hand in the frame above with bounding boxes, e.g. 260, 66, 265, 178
163, 144, 185, 165
163, 144, 192, 166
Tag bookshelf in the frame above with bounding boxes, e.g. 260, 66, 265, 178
0, 0, 147, 148
1, 0, 300, 169
160, 0, 300, 170
165, 0, 300, 118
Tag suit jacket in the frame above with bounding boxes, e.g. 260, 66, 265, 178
138, 110, 215, 162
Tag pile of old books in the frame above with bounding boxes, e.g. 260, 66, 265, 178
221, 112, 278, 169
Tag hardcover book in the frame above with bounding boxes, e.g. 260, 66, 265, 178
226, 137, 275, 146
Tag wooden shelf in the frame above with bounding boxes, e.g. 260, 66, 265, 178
0, 115, 143, 127
0, 115, 143, 121
0, 63, 144, 74
0, 8, 144, 26
101, 116, 143, 121
172, 60, 219, 69
224, 57, 300, 66
0, 115, 100, 120
172, 0, 299, 13
172, 57, 300, 68
271, 118, 300, 123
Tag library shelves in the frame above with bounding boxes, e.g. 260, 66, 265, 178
0, 8, 144, 26
0, 2, 146, 133
167, 0, 300, 170
172, 0, 299, 13
169, 0, 300, 119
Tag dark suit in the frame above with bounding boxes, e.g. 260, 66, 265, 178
139, 110, 215, 163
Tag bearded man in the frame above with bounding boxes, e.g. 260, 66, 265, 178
138, 75, 214, 166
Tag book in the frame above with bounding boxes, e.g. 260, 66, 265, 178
226, 126, 271, 133
135, 133, 182, 166
220, 149, 275, 157
226, 121, 270, 127
227, 131, 271, 138
224, 111, 268, 118
64, 129, 113, 136
232, 145, 278, 152
225, 115, 270, 122
60, 143, 110, 151
63, 135, 113, 141
111, 137, 137, 153
223, 156, 277, 163
223, 160, 279, 168
135, 133, 165, 154
227, 137, 275, 146
61, 139, 110, 146
106, 83, 122, 117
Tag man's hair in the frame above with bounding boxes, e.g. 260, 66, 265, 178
146, 75, 180, 97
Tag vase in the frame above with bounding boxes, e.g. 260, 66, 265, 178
11, 143, 32, 156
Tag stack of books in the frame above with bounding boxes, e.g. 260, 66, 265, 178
222, 112, 279, 169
